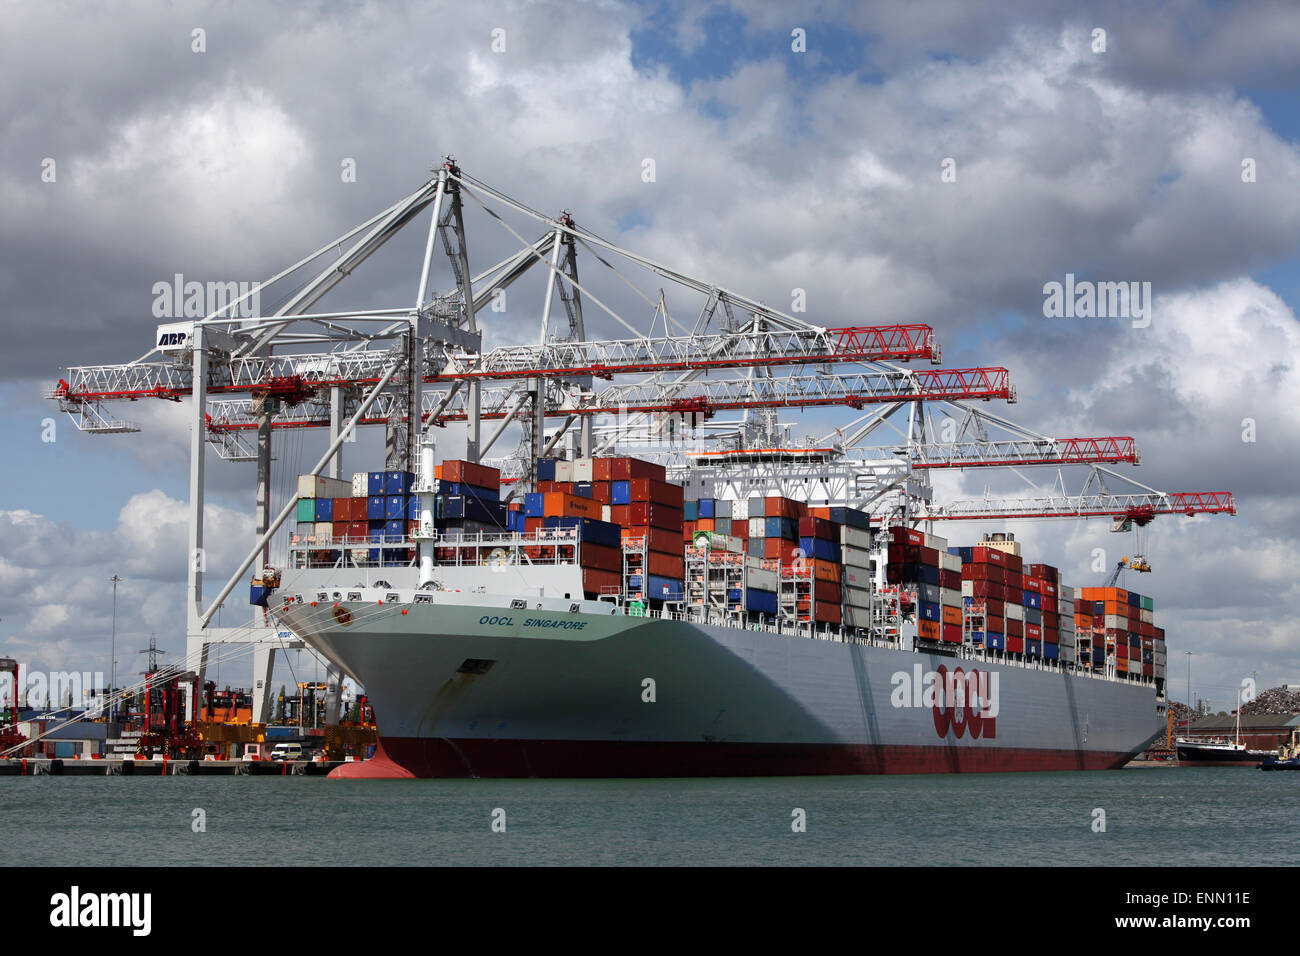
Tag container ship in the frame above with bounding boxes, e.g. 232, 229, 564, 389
264, 452, 1167, 779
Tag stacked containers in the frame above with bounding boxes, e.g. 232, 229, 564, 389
435, 460, 508, 537
959, 545, 1016, 652
819, 507, 873, 629
886, 527, 949, 643
609, 458, 684, 602
797, 515, 843, 624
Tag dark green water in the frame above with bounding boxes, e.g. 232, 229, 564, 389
2, 768, 1294, 866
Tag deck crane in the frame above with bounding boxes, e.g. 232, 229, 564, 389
45, 159, 1236, 721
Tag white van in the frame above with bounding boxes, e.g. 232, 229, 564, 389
269, 743, 304, 761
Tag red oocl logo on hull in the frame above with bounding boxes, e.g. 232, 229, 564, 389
932, 665, 997, 739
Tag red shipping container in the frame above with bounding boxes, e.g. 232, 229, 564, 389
588, 481, 612, 504
1042, 595, 1057, 613
971, 546, 1006, 566
610, 505, 630, 527
681, 520, 695, 541
1026, 623, 1041, 641
1142, 663, 1154, 677
986, 614, 1005, 632
939, 569, 961, 590
766, 496, 806, 519
609, 457, 666, 482
580, 542, 622, 573
986, 597, 1005, 616
889, 526, 925, 546
813, 601, 841, 625
627, 501, 683, 530
346, 520, 368, 540
440, 459, 501, 489
1023, 577, 1042, 594
763, 538, 786, 560
626, 478, 684, 507
1006, 618, 1024, 637
1043, 626, 1058, 644
621, 526, 681, 553
1004, 553, 1023, 573
646, 551, 685, 578
1042, 610, 1058, 628
797, 516, 837, 540
941, 623, 963, 644
1042, 581, 1057, 598
581, 567, 621, 596
814, 579, 841, 602
1004, 570, 1023, 590
592, 458, 614, 481
524, 517, 544, 533
1006, 636, 1024, 654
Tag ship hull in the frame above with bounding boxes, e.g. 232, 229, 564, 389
276, 595, 1160, 779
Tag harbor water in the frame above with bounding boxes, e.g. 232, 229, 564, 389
3, 767, 1295, 866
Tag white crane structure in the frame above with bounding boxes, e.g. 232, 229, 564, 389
48, 158, 1235, 722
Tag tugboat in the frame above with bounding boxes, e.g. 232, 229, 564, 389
1259, 730, 1300, 771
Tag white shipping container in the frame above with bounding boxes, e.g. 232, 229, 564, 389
555, 460, 574, 481
939, 551, 962, 572
841, 546, 871, 570
843, 585, 873, 609
1061, 645, 1077, 663
299, 474, 352, 499
350, 548, 369, 564
840, 526, 872, 551
1059, 585, 1074, 601
602, 505, 612, 522
940, 587, 961, 607
748, 517, 767, 538
314, 522, 334, 543
573, 458, 594, 481
729, 498, 749, 521
1140, 608, 1153, 624
1007, 603, 1025, 621
923, 533, 948, 552
961, 580, 973, 597
352, 473, 368, 496
748, 568, 778, 592
1059, 629, 1077, 647
843, 606, 872, 629
842, 566, 871, 589
1105, 614, 1125, 630
294, 521, 315, 544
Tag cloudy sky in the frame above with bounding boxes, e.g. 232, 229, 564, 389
1, 0, 1297, 710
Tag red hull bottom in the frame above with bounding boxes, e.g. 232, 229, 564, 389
329, 736, 1134, 779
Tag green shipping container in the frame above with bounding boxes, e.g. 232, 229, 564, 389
1140, 595, 1154, 611
297, 498, 317, 522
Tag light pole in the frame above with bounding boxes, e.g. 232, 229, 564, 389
109, 574, 122, 725
1184, 650, 1192, 720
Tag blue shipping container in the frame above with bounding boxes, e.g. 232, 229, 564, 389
367, 495, 386, 520
385, 470, 415, 495
986, 632, 1005, 651
524, 493, 545, 518
573, 481, 594, 498
646, 574, 684, 601
764, 516, 796, 539
682, 499, 696, 520
385, 495, 408, 520
1022, 591, 1042, 609
536, 458, 556, 482
698, 498, 714, 519
543, 516, 621, 549
746, 588, 778, 615
799, 536, 842, 563
919, 601, 940, 622
314, 498, 333, 521
383, 519, 405, 539
1026, 638, 1042, 657
367, 472, 385, 496
825, 506, 872, 531
1043, 642, 1060, 660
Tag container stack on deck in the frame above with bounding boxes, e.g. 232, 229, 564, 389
1076, 587, 1164, 681
887, 527, 961, 644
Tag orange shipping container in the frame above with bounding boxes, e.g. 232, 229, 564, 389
811, 558, 840, 583
582, 567, 621, 596
918, 620, 941, 640
696, 518, 715, 532
646, 551, 685, 578
621, 526, 681, 553
813, 601, 841, 625
941, 605, 962, 626
544, 492, 601, 518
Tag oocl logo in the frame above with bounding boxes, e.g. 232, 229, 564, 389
890, 663, 998, 739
